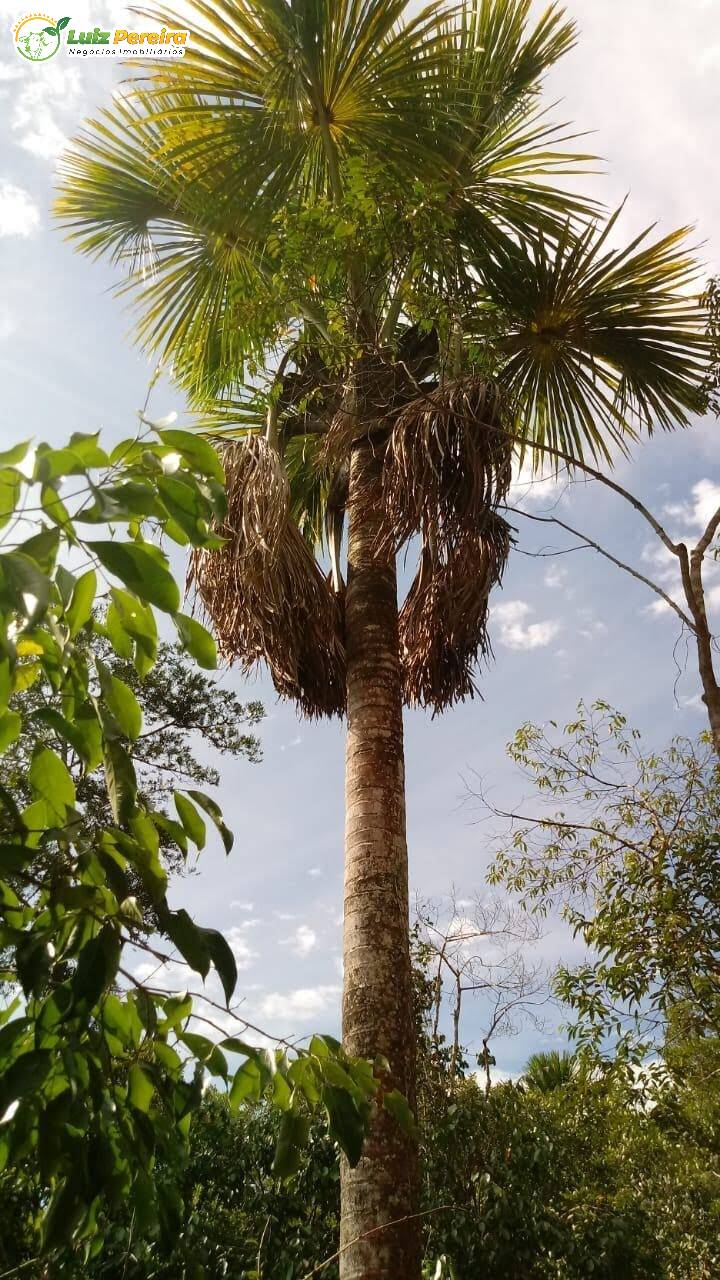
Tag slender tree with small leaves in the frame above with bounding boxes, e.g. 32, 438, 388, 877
56, 2, 711, 1273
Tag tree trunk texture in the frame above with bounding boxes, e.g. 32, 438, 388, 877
695, 622, 720, 758
340, 434, 420, 1280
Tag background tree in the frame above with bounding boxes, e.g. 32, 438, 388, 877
502, 442, 720, 755
56, 2, 712, 1271
488, 702, 720, 1056
521, 1049, 577, 1093
416, 891, 546, 1088
0, 430, 382, 1269
5, 950, 719, 1279
1, 633, 263, 894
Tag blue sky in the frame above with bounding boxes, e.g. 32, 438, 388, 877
1, 0, 718, 1078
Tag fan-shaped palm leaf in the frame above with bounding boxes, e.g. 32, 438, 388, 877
481, 210, 710, 462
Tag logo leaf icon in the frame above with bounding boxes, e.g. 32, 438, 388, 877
43, 25, 58, 34
56, 15, 70, 28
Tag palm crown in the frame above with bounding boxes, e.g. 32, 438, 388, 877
56, 0, 711, 717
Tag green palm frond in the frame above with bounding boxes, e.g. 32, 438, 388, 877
523, 1049, 578, 1091
481, 210, 711, 462
56, 96, 287, 398
133, 0, 456, 189
284, 433, 331, 550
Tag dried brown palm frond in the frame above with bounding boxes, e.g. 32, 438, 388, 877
381, 377, 513, 555
400, 514, 512, 713
189, 436, 345, 718
221, 434, 290, 560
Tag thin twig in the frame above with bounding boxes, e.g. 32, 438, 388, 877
301, 1205, 461, 1279
504, 504, 695, 630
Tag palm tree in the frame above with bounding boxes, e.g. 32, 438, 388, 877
55, 2, 710, 1275
523, 1049, 578, 1092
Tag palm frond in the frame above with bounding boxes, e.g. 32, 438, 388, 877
190, 438, 345, 717
482, 211, 712, 463
381, 376, 513, 554
400, 514, 511, 712
133, 0, 457, 190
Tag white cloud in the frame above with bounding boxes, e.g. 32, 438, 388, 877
307, 867, 322, 878
544, 564, 568, 589
578, 618, 608, 640
6, 61, 85, 161
0, 305, 14, 340
259, 985, 340, 1023
0, 181, 39, 236
476, 1067, 522, 1089
695, 44, 720, 75
507, 457, 568, 508
224, 927, 258, 971
492, 600, 561, 651
282, 925, 318, 957
664, 480, 720, 533
645, 598, 672, 617
230, 899, 255, 912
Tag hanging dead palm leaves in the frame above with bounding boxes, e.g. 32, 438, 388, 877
400, 514, 512, 713
190, 437, 346, 718
381, 377, 513, 554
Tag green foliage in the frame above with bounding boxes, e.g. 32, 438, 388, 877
522, 1049, 577, 1092
490, 702, 720, 1055
0, 431, 383, 1266
422, 1066, 720, 1279
55, 0, 712, 463
5, 1024, 718, 1278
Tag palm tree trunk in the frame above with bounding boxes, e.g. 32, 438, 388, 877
340, 433, 420, 1280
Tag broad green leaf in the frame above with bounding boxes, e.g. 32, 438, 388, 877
109, 588, 157, 676
174, 613, 217, 669
202, 928, 237, 1004
33, 706, 101, 769
128, 1064, 155, 1113
33, 446, 86, 483
28, 746, 75, 821
103, 739, 137, 824
13, 661, 41, 693
165, 908, 210, 979
187, 789, 233, 854
72, 924, 120, 1010
96, 659, 142, 740
229, 1057, 263, 1107
103, 603, 134, 660
383, 1088, 418, 1138
323, 1084, 366, 1167
0, 1050, 53, 1113
272, 1106, 311, 1179
41, 484, 72, 532
0, 441, 30, 467
0, 551, 51, 621
19, 527, 60, 572
88, 541, 179, 614
67, 430, 108, 466
157, 474, 208, 541
0, 710, 21, 752
0, 468, 21, 531
152, 813, 188, 856
174, 792, 206, 850
66, 570, 97, 637
159, 429, 224, 481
